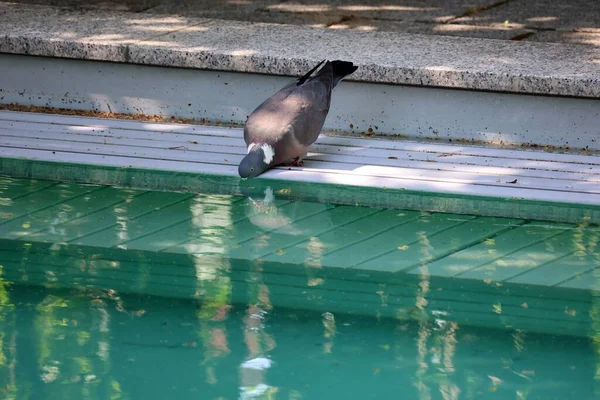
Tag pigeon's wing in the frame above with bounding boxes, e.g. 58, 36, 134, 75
244, 77, 332, 151
286, 72, 334, 147
244, 61, 327, 146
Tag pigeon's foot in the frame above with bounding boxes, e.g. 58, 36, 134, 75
282, 157, 304, 167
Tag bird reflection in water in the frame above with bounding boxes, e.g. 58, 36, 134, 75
242, 186, 332, 236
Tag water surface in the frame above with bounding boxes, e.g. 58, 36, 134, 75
1, 177, 600, 399
0, 283, 597, 400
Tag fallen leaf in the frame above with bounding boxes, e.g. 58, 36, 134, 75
134, 310, 146, 317
521, 370, 535, 376
307, 278, 324, 287
488, 375, 502, 385
373, 368, 380, 374
493, 303, 502, 314
565, 309, 577, 316
276, 188, 292, 195
275, 248, 286, 255
483, 278, 493, 284
397, 245, 409, 250
521, 302, 528, 308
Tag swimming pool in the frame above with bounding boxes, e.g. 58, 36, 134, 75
1, 176, 599, 399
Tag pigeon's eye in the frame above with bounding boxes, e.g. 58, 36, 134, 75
250, 168, 254, 172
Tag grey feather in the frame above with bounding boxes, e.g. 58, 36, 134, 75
239, 60, 357, 178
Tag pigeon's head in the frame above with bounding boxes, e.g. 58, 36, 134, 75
238, 143, 275, 178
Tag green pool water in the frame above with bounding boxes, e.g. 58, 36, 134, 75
1, 176, 600, 399
0, 284, 597, 400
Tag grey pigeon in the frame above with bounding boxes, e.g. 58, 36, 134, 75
238, 60, 358, 178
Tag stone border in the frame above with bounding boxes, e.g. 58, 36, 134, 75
0, 2, 599, 98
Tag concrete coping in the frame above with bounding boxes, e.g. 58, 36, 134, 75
0, 2, 599, 98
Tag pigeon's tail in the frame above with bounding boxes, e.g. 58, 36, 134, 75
329, 60, 358, 87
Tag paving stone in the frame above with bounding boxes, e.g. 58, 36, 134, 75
144, 0, 505, 23
454, 0, 600, 32
525, 29, 600, 46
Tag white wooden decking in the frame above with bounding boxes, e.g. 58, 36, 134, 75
1, 110, 599, 207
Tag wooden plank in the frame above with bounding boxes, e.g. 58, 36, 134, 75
308, 153, 600, 182
262, 209, 421, 265
261, 168, 600, 205
251, 262, 591, 312
3, 136, 599, 196
160, 201, 337, 254
2, 236, 590, 302
8, 126, 597, 189
0, 252, 591, 337
24, 190, 195, 244
300, 161, 600, 193
420, 222, 572, 277
0, 136, 242, 166
4, 146, 600, 206
2, 264, 587, 339
2, 111, 600, 219
556, 269, 600, 291
71, 196, 227, 248
358, 216, 525, 272
81, 195, 270, 251
308, 145, 600, 175
0, 186, 146, 240
0, 249, 583, 322
458, 229, 582, 281
509, 251, 600, 287
321, 212, 477, 269
3, 111, 600, 165
0, 111, 243, 137
5, 124, 600, 177
0, 147, 237, 174
148, 198, 296, 253
0, 175, 57, 200
0, 237, 590, 308
0, 255, 575, 326
226, 204, 378, 260
0, 122, 243, 147
0, 181, 102, 223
